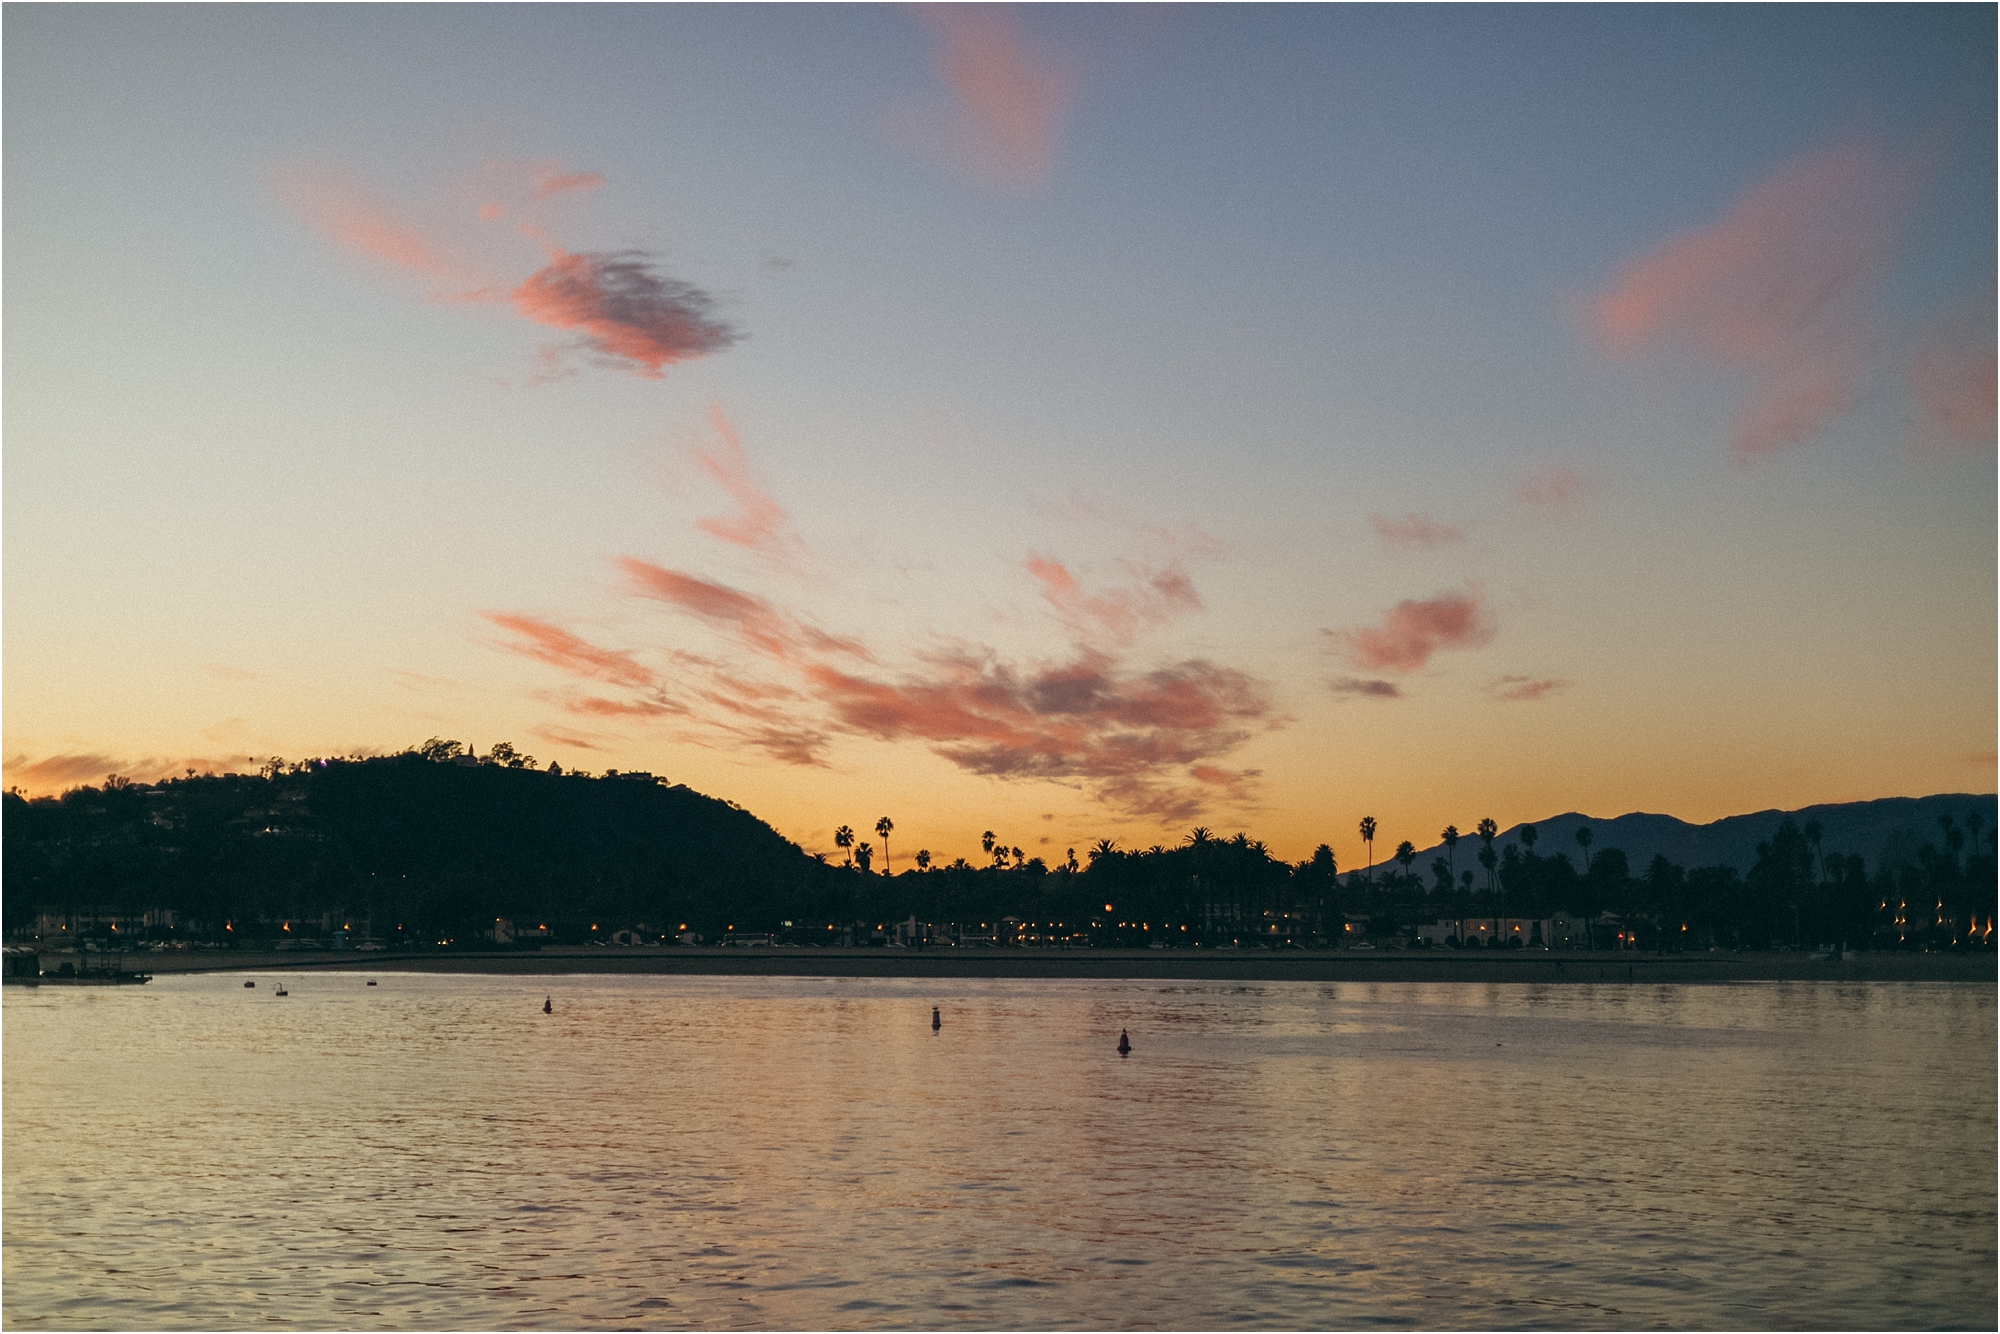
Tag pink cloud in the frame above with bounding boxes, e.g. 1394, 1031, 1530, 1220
482, 613, 662, 690
1906, 287, 1997, 454
512, 248, 739, 378
1492, 675, 1569, 702
1327, 588, 1494, 673
276, 166, 469, 282
282, 159, 741, 382
1026, 555, 1202, 648
616, 560, 809, 661
1590, 138, 1924, 460
1515, 467, 1593, 518
1370, 513, 1464, 549
693, 406, 809, 571
493, 534, 1273, 824
472, 157, 607, 217
803, 651, 1269, 793
904, 5, 1074, 187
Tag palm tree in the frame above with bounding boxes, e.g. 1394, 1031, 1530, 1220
1089, 837, 1119, 864
1359, 816, 1377, 883
982, 830, 996, 857
876, 816, 894, 876
855, 841, 873, 875
915, 849, 931, 872
1395, 839, 1416, 884
1442, 825, 1459, 883
1475, 818, 1497, 894
834, 825, 855, 867
1942, 817, 1965, 869
1520, 822, 1539, 857
1574, 824, 1593, 874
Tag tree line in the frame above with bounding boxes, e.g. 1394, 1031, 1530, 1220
4, 743, 1992, 951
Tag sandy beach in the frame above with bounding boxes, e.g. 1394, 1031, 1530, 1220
41, 945, 1996, 985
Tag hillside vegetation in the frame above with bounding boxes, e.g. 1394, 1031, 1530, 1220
5, 742, 1994, 952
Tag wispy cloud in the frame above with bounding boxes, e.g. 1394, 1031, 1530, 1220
1906, 285, 1997, 454
1370, 513, 1464, 550
693, 406, 810, 572
563, 695, 683, 719
531, 167, 605, 201
895, 5, 1074, 188
1515, 467, 1594, 518
281, 158, 739, 382
491, 537, 1272, 824
1326, 587, 1494, 673
482, 613, 663, 690
531, 724, 613, 751
1025, 555, 1202, 649
1590, 137, 1924, 460
4, 751, 245, 794
620, 560, 831, 663
276, 165, 472, 284
512, 248, 739, 379
1332, 677, 1403, 699
471, 157, 609, 218
803, 650, 1270, 808
1491, 675, 1569, 702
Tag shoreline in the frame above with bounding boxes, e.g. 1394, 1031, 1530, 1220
31, 946, 1996, 985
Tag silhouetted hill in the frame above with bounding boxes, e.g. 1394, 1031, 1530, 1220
2, 752, 827, 940
1386, 794, 1998, 880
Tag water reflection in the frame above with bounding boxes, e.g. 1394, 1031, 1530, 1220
5, 976, 1993, 1329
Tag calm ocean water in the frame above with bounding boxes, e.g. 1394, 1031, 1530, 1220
4, 973, 1992, 1330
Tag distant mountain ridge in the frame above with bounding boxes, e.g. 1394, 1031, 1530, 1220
1369, 794, 1997, 880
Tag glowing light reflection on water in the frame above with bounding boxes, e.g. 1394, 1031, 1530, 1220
4, 975, 1992, 1329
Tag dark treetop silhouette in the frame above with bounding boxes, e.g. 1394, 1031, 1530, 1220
3, 742, 1992, 953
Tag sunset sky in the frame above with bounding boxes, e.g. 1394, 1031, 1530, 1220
7, 5, 1994, 869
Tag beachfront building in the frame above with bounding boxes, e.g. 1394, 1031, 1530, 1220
482, 918, 552, 945
1415, 912, 1595, 948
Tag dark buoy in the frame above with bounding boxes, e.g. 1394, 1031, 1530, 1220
244, 980, 256, 988
931, 1006, 941, 1031
1117, 1029, 1131, 1057
366, 980, 378, 986
275, 986, 288, 997
543, 996, 553, 1014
